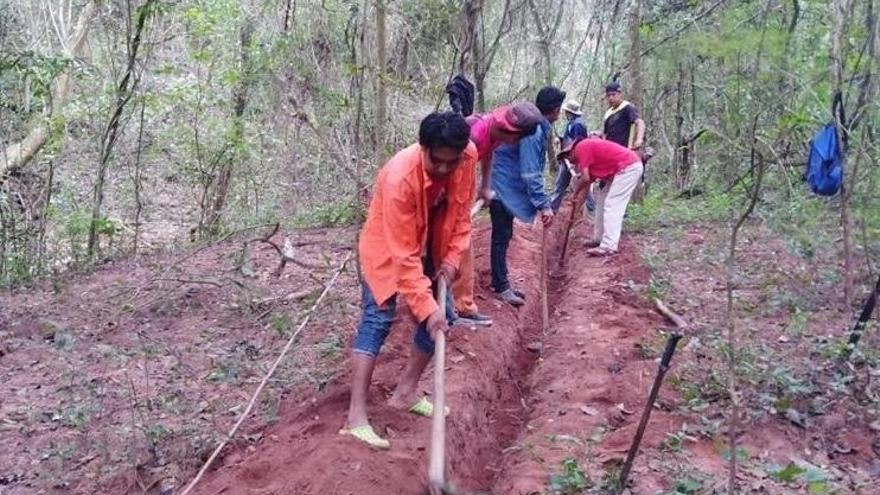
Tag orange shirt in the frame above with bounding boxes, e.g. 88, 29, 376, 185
359, 143, 478, 322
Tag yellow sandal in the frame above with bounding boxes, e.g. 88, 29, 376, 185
408, 397, 450, 418
339, 424, 390, 449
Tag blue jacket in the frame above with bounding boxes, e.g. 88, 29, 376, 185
562, 116, 588, 141
491, 120, 552, 223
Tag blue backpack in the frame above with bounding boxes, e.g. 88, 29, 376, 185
806, 123, 844, 196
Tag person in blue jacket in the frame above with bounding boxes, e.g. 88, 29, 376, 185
489, 86, 564, 307
550, 100, 592, 212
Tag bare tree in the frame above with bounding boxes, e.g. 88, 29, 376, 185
88, 0, 157, 257
203, 18, 255, 236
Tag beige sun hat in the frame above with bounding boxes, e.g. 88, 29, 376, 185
561, 100, 583, 116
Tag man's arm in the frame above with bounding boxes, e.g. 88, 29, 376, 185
479, 155, 494, 202
382, 183, 438, 322
633, 118, 646, 149
628, 106, 645, 149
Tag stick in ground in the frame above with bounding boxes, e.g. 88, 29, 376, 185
618, 299, 687, 492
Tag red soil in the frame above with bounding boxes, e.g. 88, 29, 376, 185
192, 211, 678, 495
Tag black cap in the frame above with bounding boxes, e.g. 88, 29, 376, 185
605, 81, 622, 94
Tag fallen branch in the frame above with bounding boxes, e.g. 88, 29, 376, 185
251, 223, 332, 275
251, 288, 315, 309
179, 252, 351, 495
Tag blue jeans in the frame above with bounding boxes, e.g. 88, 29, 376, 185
353, 282, 455, 357
550, 162, 571, 212
489, 199, 514, 293
551, 162, 594, 212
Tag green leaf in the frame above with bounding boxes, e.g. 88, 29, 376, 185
769, 462, 806, 483
808, 481, 828, 494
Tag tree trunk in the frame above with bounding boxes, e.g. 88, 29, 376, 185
831, 0, 854, 306
87, 0, 155, 257
374, 0, 388, 167
628, 0, 644, 202
205, 19, 254, 236
627, 0, 642, 107
1, 0, 98, 184
674, 65, 685, 189
458, 0, 483, 77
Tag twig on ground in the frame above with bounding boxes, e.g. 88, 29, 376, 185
179, 252, 351, 495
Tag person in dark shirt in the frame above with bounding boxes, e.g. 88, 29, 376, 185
550, 100, 589, 212
601, 81, 645, 149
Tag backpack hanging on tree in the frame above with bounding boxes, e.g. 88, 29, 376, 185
446, 75, 475, 117
806, 123, 844, 196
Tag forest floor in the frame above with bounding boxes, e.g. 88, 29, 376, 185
1, 198, 878, 495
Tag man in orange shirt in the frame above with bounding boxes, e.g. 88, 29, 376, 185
341, 112, 477, 449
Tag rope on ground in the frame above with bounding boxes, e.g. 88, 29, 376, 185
179, 251, 352, 495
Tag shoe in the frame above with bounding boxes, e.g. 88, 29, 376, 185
495, 288, 525, 307
511, 288, 526, 299
454, 311, 493, 327
583, 239, 600, 248
408, 397, 450, 418
339, 425, 390, 449
586, 247, 617, 257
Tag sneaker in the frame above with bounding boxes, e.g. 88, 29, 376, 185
454, 311, 493, 327
582, 239, 600, 248
495, 288, 525, 307
511, 287, 526, 299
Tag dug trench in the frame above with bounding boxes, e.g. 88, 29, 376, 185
194, 205, 674, 495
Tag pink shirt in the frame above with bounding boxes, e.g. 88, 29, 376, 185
572, 139, 640, 180
468, 115, 496, 160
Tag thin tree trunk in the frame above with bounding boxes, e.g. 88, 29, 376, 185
132, 95, 146, 254
87, 0, 155, 257
628, 0, 644, 202
726, 115, 765, 495
831, 0, 855, 305
374, 0, 388, 166
674, 65, 685, 189
628, 0, 642, 107
205, 20, 253, 236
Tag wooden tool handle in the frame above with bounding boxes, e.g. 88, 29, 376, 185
541, 225, 549, 333
428, 277, 447, 490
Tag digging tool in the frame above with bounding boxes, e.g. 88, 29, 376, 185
618, 299, 687, 491
841, 273, 880, 360
617, 331, 683, 492
470, 190, 495, 219
558, 186, 586, 268
428, 277, 449, 495
541, 223, 549, 333
470, 198, 485, 218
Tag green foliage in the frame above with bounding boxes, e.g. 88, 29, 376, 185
663, 477, 703, 495
293, 201, 360, 228
548, 457, 592, 494
767, 462, 829, 494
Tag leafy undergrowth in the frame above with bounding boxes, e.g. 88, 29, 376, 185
625, 187, 879, 494
0, 226, 359, 494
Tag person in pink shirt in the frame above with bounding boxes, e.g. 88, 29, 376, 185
452, 103, 542, 327
560, 136, 644, 256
